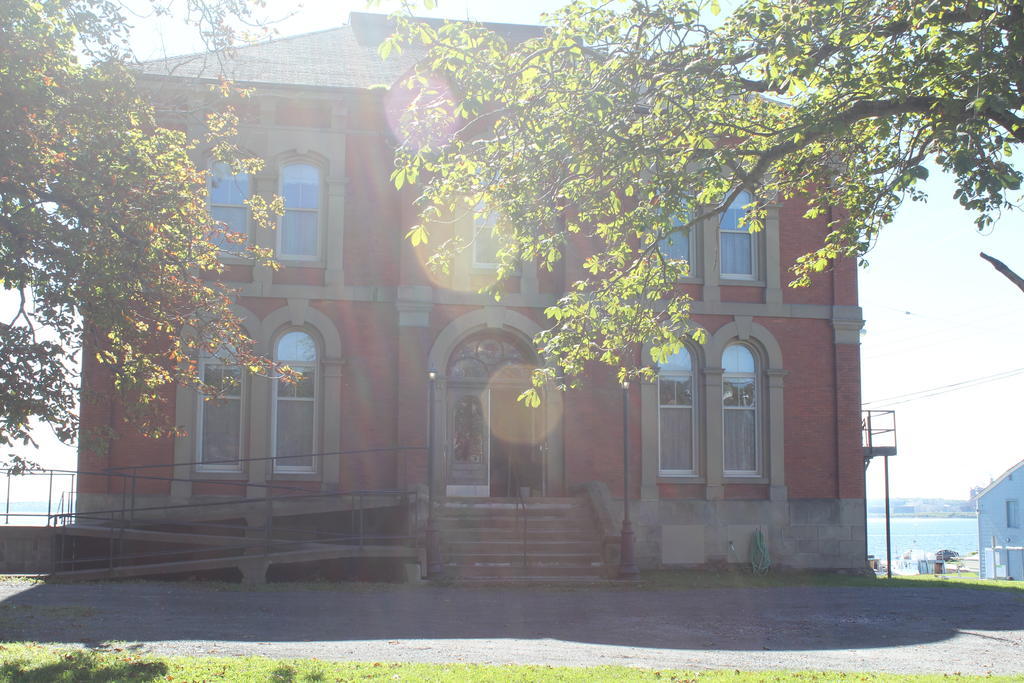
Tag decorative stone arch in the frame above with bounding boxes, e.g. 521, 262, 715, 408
428, 307, 541, 370
259, 301, 343, 487
704, 317, 787, 501
230, 303, 266, 355
171, 303, 263, 501
706, 317, 783, 371
259, 300, 342, 362
639, 339, 708, 501
273, 148, 331, 175
428, 307, 565, 496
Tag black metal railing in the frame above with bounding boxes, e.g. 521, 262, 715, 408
2, 447, 429, 575
862, 409, 897, 453
51, 488, 420, 574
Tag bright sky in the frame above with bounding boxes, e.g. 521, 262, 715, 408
7, 0, 1023, 504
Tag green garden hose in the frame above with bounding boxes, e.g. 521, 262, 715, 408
751, 528, 771, 575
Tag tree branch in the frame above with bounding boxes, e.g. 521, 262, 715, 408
980, 252, 1024, 295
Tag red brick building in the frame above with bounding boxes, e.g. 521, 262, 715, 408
77, 12, 867, 572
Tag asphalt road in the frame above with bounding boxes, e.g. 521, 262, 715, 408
1, 580, 1022, 675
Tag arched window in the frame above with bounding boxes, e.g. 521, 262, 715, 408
273, 331, 318, 472
658, 347, 696, 475
196, 349, 243, 472
723, 343, 758, 475
208, 161, 250, 250
280, 163, 320, 260
720, 191, 755, 279
447, 332, 532, 381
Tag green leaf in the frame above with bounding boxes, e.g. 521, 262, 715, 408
908, 165, 929, 180
406, 225, 429, 246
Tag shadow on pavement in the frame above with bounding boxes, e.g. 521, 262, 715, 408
1, 580, 1022, 653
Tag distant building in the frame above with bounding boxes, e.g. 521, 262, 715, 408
974, 460, 1023, 579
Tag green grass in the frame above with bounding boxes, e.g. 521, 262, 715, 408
884, 573, 1023, 592
614, 569, 1024, 594
0, 644, 1015, 682
4, 570, 1022, 594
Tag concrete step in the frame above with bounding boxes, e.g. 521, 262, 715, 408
445, 563, 607, 580
434, 495, 605, 583
441, 497, 582, 508
437, 526, 598, 540
445, 552, 602, 565
436, 518, 598, 532
443, 540, 600, 554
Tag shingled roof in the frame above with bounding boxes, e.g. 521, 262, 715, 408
139, 11, 544, 91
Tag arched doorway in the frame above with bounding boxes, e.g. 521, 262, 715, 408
445, 332, 546, 497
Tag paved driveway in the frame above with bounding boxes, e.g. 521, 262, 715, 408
1, 580, 1022, 675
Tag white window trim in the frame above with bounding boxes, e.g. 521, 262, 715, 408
722, 346, 761, 477
470, 207, 501, 270
208, 164, 250, 253
271, 358, 319, 474
657, 365, 698, 477
195, 360, 245, 474
719, 195, 757, 281
277, 163, 322, 262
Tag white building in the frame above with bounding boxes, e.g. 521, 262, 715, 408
975, 460, 1023, 579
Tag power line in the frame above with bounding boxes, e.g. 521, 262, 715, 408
863, 367, 1024, 407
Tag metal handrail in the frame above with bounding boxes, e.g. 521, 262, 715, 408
102, 446, 426, 472
51, 488, 413, 526
512, 461, 528, 569
51, 488, 419, 573
2, 446, 428, 529
5, 447, 427, 577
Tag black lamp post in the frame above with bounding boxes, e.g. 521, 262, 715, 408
425, 369, 443, 577
619, 378, 639, 579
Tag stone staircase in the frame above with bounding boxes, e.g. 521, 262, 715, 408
435, 496, 608, 581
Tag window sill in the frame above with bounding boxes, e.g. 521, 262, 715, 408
719, 277, 765, 287
216, 251, 253, 264
657, 475, 704, 483
723, 474, 769, 484
270, 470, 321, 481
192, 468, 246, 479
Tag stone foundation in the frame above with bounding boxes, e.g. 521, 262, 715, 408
0, 526, 54, 573
604, 495, 866, 570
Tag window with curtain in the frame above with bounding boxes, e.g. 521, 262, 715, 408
280, 163, 320, 260
1009, 500, 1020, 528
659, 347, 696, 475
723, 343, 758, 475
720, 191, 755, 279
273, 331, 318, 472
197, 357, 243, 471
659, 213, 691, 267
208, 161, 249, 251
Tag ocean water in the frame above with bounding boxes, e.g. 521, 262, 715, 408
866, 516, 977, 559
